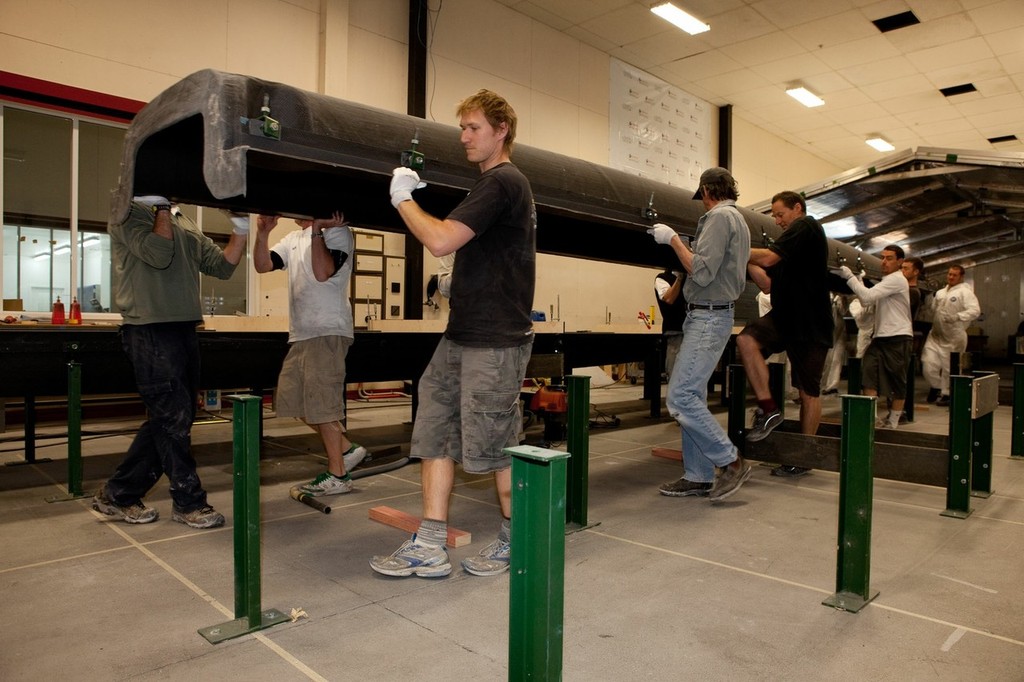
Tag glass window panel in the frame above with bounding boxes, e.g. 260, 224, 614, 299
4, 108, 71, 227
78, 231, 110, 312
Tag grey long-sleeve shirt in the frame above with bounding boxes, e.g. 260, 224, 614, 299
682, 200, 751, 304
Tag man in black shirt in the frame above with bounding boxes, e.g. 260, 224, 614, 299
371, 90, 536, 579
738, 191, 833, 477
654, 261, 687, 380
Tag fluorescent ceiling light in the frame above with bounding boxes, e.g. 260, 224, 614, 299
52, 245, 70, 256
33, 252, 50, 261
82, 237, 100, 247
866, 137, 895, 152
786, 86, 824, 108
651, 2, 710, 35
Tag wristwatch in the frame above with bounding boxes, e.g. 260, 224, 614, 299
311, 231, 325, 239
153, 204, 171, 214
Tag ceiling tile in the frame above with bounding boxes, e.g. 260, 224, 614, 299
660, 50, 746, 80
878, 90, 949, 114
693, 68, 774, 97
883, 13, 979, 53
620, 32, 712, 68
814, 35, 902, 70
510, 2, 574, 31
719, 31, 809, 68
974, 76, 1018, 97
860, 74, 936, 101
750, 52, 834, 86
954, 92, 1024, 116
905, 36, 994, 72
840, 56, 919, 86
824, 101, 894, 124
894, 102, 965, 125
580, 4, 667, 46
696, 6, 777, 48
750, 0, 851, 26
905, 0, 967, 22
925, 58, 1006, 90
969, 0, 1024, 34
525, 0, 634, 27
983, 26, 1024, 56
903, 116, 975, 137
788, 10, 880, 52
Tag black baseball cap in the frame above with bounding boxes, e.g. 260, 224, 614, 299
692, 167, 735, 199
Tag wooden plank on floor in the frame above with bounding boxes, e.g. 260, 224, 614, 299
651, 447, 681, 461
368, 506, 472, 548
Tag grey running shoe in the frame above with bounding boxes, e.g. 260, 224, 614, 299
746, 408, 783, 442
658, 477, 712, 497
300, 471, 354, 496
461, 538, 511, 576
343, 444, 369, 473
370, 534, 452, 577
171, 505, 225, 529
92, 488, 158, 524
709, 457, 752, 503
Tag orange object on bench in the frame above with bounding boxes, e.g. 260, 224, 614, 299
651, 447, 682, 461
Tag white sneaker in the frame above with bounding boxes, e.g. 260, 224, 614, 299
370, 535, 452, 577
299, 471, 353, 496
343, 444, 369, 473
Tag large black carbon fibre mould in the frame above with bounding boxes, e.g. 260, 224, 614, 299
112, 69, 880, 276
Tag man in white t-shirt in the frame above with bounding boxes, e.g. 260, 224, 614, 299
253, 212, 367, 496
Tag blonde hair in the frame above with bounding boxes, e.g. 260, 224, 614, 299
456, 89, 518, 152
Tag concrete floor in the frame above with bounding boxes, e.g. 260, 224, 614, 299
1, 374, 1023, 681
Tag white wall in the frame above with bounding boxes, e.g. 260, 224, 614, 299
0, 0, 854, 329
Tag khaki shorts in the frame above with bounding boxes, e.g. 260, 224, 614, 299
411, 337, 532, 474
275, 336, 352, 424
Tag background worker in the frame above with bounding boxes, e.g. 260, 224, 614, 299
837, 245, 913, 428
654, 260, 687, 381
921, 264, 981, 406
739, 190, 833, 478
92, 196, 248, 529
370, 89, 536, 578
252, 211, 367, 496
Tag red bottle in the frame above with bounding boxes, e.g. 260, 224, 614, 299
51, 296, 66, 324
69, 297, 82, 325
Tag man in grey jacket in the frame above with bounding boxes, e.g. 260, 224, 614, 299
648, 167, 752, 503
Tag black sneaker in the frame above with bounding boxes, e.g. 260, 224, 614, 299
658, 477, 712, 497
746, 408, 783, 442
926, 388, 940, 403
936, 394, 950, 407
770, 465, 810, 478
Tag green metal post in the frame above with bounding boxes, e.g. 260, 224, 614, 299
727, 364, 747, 451
823, 395, 879, 613
565, 375, 591, 530
46, 362, 86, 502
1012, 364, 1024, 460
198, 394, 288, 644
846, 357, 862, 395
941, 375, 973, 519
971, 410, 993, 498
507, 444, 570, 682
768, 362, 785, 421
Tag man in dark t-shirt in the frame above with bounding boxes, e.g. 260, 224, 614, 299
737, 190, 833, 476
371, 89, 536, 580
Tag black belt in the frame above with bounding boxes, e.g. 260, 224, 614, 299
687, 303, 734, 311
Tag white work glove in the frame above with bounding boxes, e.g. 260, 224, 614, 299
390, 167, 427, 209
647, 223, 677, 245
133, 195, 170, 208
831, 265, 854, 280
222, 210, 250, 235
940, 309, 959, 324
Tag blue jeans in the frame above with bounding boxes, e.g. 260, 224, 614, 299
105, 322, 208, 512
667, 308, 738, 483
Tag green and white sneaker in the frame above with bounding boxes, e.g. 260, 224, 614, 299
299, 471, 353, 497
461, 538, 511, 576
